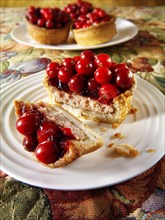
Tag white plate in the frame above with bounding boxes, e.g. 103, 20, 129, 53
11, 18, 138, 50
1, 73, 164, 190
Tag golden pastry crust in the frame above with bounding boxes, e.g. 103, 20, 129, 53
14, 100, 103, 168
26, 18, 72, 45
72, 17, 116, 46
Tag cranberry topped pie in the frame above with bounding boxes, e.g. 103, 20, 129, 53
14, 100, 103, 167
43, 50, 137, 125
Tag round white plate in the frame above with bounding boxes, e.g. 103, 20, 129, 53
11, 18, 138, 50
1, 73, 164, 190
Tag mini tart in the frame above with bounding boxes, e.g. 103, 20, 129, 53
26, 18, 72, 45
43, 75, 137, 125
72, 17, 116, 46
14, 100, 103, 168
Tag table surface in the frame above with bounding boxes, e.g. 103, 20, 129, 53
0, 6, 165, 220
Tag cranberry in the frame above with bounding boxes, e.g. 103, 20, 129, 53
23, 135, 38, 152
80, 50, 95, 61
87, 77, 100, 98
16, 112, 41, 135
115, 65, 133, 89
94, 53, 112, 68
35, 140, 60, 164
40, 8, 53, 21
94, 66, 112, 84
37, 120, 61, 143
93, 8, 106, 18
73, 55, 81, 63
75, 58, 94, 76
62, 57, 76, 70
98, 84, 119, 103
68, 74, 85, 93
58, 66, 74, 84
46, 20, 54, 29
60, 127, 74, 139
27, 13, 38, 24
28, 6, 36, 13
37, 18, 46, 27
46, 62, 60, 78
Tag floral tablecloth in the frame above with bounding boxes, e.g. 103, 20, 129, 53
0, 6, 165, 220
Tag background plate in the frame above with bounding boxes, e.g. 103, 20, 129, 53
11, 18, 138, 50
1, 73, 164, 190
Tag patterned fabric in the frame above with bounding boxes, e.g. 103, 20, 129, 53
0, 6, 165, 220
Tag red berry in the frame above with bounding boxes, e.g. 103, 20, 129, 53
37, 120, 61, 143
87, 77, 100, 92
94, 53, 112, 68
94, 66, 112, 84
35, 140, 59, 164
40, 8, 53, 21
46, 20, 54, 29
73, 55, 81, 63
60, 127, 74, 139
58, 66, 74, 84
23, 135, 38, 152
37, 18, 46, 27
114, 64, 133, 89
75, 58, 94, 76
46, 62, 60, 78
68, 74, 85, 93
16, 113, 41, 135
62, 57, 76, 70
80, 50, 95, 61
98, 84, 119, 103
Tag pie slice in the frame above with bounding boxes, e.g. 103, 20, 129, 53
14, 100, 103, 168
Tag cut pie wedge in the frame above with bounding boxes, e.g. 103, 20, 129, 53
14, 100, 103, 168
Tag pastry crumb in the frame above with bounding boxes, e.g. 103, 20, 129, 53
100, 127, 107, 132
108, 143, 115, 148
130, 107, 137, 113
113, 143, 139, 157
112, 123, 119, 128
146, 148, 156, 153
110, 132, 125, 139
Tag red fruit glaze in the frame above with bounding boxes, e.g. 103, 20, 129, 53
94, 53, 112, 68
46, 62, 60, 78
37, 120, 61, 143
16, 113, 41, 135
62, 57, 76, 70
94, 66, 112, 84
35, 140, 59, 164
60, 127, 74, 139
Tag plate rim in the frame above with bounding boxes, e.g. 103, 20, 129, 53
1, 73, 164, 190
11, 18, 138, 50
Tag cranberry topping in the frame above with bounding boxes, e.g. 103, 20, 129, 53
16, 105, 77, 165
46, 50, 134, 105
26, 6, 70, 29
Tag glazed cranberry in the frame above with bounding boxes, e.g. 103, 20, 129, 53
80, 50, 95, 61
46, 20, 54, 29
60, 139, 70, 155
94, 66, 112, 84
75, 58, 94, 76
40, 8, 53, 21
73, 55, 81, 63
35, 140, 60, 164
28, 6, 36, 13
23, 135, 38, 152
78, 14, 87, 23
93, 8, 106, 18
58, 66, 74, 84
68, 74, 85, 93
98, 84, 119, 103
94, 53, 112, 68
74, 21, 84, 29
27, 13, 38, 24
62, 58, 76, 70
102, 15, 111, 22
60, 127, 74, 139
37, 120, 61, 143
37, 18, 45, 27
114, 65, 133, 89
46, 62, 60, 78
16, 113, 41, 135
87, 77, 100, 98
